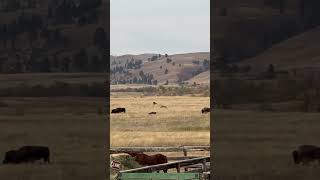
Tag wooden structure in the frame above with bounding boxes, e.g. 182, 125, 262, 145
110, 145, 210, 161
118, 156, 209, 173
111, 146, 211, 179
119, 173, 200, 180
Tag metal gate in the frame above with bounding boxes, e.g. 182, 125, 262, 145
118, 173, 200, 180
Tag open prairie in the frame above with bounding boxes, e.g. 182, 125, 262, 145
111, 96, 210, 147
0, 97, 106, 180
214, 109, 320, 180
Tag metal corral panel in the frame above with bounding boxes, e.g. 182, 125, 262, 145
120, 173, 200, 180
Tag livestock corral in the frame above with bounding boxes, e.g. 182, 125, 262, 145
110, 92, 210, 179
110, 146, 210, 180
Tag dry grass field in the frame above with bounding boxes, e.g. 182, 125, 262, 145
0, 97, 106, 180
110, 96, 210, 147
213, 109, 320, 180
110, 95, 210, 179
0, 73, 106, 88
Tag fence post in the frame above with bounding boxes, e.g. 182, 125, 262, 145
202, 159, 207, 172
176, 163, 181, 173
183, 147, 188, 172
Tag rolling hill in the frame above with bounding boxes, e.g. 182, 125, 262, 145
110, 52, 210, 85
240, 26, 320, 73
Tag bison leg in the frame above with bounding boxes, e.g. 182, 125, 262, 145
163, 169, 168, 173
43, 155, 50, 164
302, 159, 310, 166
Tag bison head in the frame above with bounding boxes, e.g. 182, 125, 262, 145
292, 150, 300, 164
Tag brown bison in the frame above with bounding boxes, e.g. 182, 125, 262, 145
111, 108, 126, 113
148, 112, 157, 115
126, 152, 168, 172
160, 105, 167, 108
3, 146, 50, 164
293, 145, 320, 165
201, 107, 210, 113
153, 102, 157, 105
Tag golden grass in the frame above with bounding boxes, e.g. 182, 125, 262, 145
0, 97, 106, 180
0, 73, 106, 88
112, 131, 209, 147
214, 109, 320, 180
110, 96, 210, 147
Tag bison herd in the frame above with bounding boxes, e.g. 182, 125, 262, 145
112, 102, 210, 115
3, 146, 50, 164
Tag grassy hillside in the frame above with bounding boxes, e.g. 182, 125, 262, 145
240, 26, 320, 73
186, 71, 210, 85
110, 52, 210, 85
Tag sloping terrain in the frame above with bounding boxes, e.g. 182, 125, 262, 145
186, 71, 210, 85
110, 52, 210, 85
240, 26, 320, 73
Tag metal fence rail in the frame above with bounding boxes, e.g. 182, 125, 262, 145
118, 156, 210, 173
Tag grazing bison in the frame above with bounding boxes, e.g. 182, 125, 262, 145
201, 107, 210, 113
160, 105, 167, 108
148, 112, 156, 115
126, 152, 168, 172
293, 145, 320, 165
3, 146, 50, 164
111, 108, 126, 113
153, 102, 157, 105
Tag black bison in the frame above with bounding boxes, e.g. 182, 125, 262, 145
292, 145, 320, 165
148, 112, 156, 115
160, 105, 167, 108
111, 108, 126, 113
201, 107, 210, 113
3, 146, 50, 164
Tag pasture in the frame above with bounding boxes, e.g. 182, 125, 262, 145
0, 73, 106, 88
0, 97, 106, 180
214, 109, 320, 180
110, 96, 210, 147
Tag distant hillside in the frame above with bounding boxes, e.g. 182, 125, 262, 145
110, 52, 210, 85
186, 71, 210, 85
240, 26, 320, 73
213, 0, 320, 64
0, 0, 107, 73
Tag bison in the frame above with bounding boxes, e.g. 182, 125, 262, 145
153, 102, 157, 105
148, 112, 156, 115
201, 107, 210, 113
293, 145, 320, 165
160, 105, 167, 108
126, 152, 168, 172
3, 146, 50, 164
111, 108, 126, 113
